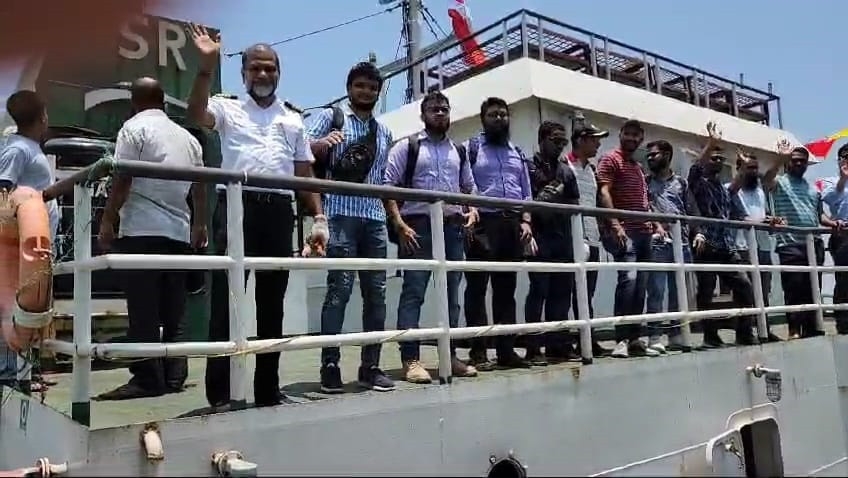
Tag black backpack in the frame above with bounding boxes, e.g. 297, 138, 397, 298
387, 135, 470, 244
312, 106, 347, 180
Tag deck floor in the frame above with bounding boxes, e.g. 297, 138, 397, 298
33, 322, 834, 429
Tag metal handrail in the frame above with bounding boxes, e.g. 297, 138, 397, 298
46, 160, 829, 235
43, 160, 833, 427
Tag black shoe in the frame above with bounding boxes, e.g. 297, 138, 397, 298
525, 348, 548, 366
358, 366, 395, 392
701, 334, 726, 349
468, 351, 496, 371
320, 363, 344, 394
627, 339, 649, 357
735, 334, 760, 346
496, 352, 531, 369
767, 333, 783, 342
94, 382, 163, 401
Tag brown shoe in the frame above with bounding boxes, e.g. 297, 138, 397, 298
402, 360, 433, 384
451, 357, 478, 377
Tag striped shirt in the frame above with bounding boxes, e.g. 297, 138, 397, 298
595, 148, 651, 234
566, 152, 600, 245
305, 103, 393, 221
772, 174, 821, 248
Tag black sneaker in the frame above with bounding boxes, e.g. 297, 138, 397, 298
320, 363, 344, 394
358, 366, 395, 392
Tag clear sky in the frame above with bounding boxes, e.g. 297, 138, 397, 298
3, 0, 843, 177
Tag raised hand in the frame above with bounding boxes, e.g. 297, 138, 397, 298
188, 23, 221, 71
706, 121, 722, 142
776, 137, 793, 156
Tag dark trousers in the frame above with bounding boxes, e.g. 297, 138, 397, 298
524, 231, 574, 352
115, 235, 189, 393
777, 240, 824, 338
693, 245, 754, 337
205, 191, 294, 407
464, 212, 524, 359
831, 234, 848, 334
602, 231, 652, 342
571, 245, 599, 321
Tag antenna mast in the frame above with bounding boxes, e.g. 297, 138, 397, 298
403, 0, 424, 103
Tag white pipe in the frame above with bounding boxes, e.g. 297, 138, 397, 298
70, 184, 92, 426
42, 301, 825, 359
53, 254, 848, 277
746, 226, 769, 340
226, 183, 249, 406
671, 220, 693, 348
430, 201, 452, 383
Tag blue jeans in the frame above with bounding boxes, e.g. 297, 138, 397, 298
602, 231, 652, 342
646, 241, 692, 339
396, 215, 465, 362
320, 216, 388, 368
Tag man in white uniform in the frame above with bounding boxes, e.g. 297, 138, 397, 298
187, 24, 328, 410
96, 77, 206, 400
0, 90, 58, 389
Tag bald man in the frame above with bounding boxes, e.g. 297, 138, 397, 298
96, 76, 207, 400
187, 25, 328, 410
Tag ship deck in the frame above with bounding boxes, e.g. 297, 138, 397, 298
33, 322, 833, 430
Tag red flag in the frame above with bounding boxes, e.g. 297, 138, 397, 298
805, 137, 837, 159
447, 0, 486, 67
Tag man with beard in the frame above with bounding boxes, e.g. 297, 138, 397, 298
726, 153, 782, 342
596, 119, 657, 358
187, 27, 328, 410
762, 141, 830, 339
463, 97, 534, 371
565, 118, 612, 358
384, 91, 479, 383
821, 144, 848, 334
307, 62, 396, 394
644, 140, 697, 354
687, 122, 757, 347
523, 121, 576, 364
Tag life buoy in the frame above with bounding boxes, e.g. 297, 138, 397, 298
0, 186, 53, 351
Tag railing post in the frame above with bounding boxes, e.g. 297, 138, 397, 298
570, 214, 593, 364
589, 35, 598, 77
745, 227, 768, 340
520, 11, 529, 59
670, 221, 692, 349
536, 17, 545, 62
501, 20, 509, 64
437, 50, 444, 90
71, 183, 92, 426
603, 38, 611, 80
806, 232, 824, 332
429, 201, 452, 383
226, 182, 249, 407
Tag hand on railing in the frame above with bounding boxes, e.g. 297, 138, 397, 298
301, 215, 329, 257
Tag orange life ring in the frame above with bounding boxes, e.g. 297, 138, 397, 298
0, 186, 53, 351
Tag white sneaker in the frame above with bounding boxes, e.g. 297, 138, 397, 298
648, 336, 667, 354
611, 340, 629, 358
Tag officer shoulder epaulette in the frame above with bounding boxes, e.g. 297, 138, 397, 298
283, 100, 303, 114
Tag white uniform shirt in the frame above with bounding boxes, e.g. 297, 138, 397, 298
114, 109, 203, 244
207, 96, 314, 197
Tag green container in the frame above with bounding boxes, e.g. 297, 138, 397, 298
183, 131, 222, 341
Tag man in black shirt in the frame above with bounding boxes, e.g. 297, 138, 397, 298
524, 121, 579, 364
687, 122, 757, 347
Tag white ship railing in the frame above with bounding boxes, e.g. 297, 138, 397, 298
38, 161, 841, 426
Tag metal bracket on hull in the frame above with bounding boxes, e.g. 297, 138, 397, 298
747, 364, 782, 403
211, 451, 257, 478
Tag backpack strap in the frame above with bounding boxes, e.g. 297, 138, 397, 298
455, 142, 467, 180
330, 106, 345, 131
468, 136, 480, 167
403, 135, 421, 188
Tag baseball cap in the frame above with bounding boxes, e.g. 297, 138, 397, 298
571, 123, 609, 143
